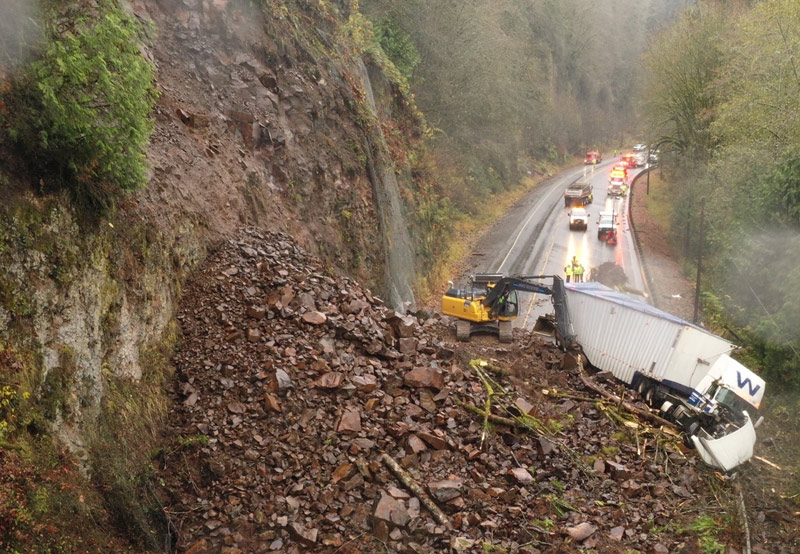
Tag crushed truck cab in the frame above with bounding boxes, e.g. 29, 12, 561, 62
691, 412, 756, 472
554, 282, 766, 472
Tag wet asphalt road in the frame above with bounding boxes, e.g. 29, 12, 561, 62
459, 157, 649, 330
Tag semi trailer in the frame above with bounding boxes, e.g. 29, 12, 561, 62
557, 282, 765, 472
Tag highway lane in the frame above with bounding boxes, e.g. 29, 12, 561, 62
459, 156, 649, 330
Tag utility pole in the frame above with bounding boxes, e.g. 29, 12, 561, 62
684, 220, 691, 259
646, 145, 651, 195
693, 199, 705, 324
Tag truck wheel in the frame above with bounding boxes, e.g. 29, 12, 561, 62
456, 320, 471, 341
498, 321, 513, 343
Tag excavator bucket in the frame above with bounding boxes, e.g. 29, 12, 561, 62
533, 314, 556, 336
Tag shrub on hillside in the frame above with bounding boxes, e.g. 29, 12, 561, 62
2, 3, 158, 211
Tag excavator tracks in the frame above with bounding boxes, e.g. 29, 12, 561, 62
456, 320, 471, 341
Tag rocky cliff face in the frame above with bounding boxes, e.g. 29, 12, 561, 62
1, 0, 418, 447
0, 0, 420, 547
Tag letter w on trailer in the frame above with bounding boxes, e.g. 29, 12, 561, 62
555, 282, 766, 472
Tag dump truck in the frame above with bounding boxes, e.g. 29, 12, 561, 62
564, 180, 593, 207
553, 282, 765, 472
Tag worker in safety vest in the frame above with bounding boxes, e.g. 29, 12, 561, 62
574, 263, 584, 283
564, 263, 573, 283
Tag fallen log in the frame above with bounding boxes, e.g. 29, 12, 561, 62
380, 453, 449, 527
576, 356, 674, 429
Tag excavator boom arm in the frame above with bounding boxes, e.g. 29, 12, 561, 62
482, 276, 553, 315
481, 275, 576, 347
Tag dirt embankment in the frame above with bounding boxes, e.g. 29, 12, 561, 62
628, 169, 696, 321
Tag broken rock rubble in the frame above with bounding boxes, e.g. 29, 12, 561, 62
160, 229, 719, 554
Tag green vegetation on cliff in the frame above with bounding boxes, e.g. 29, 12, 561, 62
1, 0, 157, 211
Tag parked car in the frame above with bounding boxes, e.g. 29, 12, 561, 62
608, 181, 625, 196
633, 143, 647, 152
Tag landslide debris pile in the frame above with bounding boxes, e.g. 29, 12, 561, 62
160, 229, 712, 554
589, 262, 628, 289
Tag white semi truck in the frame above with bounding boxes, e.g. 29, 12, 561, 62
551, 281, 765, 472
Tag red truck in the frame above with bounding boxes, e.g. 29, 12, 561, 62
584, 151, 602, 165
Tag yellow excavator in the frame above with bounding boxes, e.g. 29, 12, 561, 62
442, 274, 571, 343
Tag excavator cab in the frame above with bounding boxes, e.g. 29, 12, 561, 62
442, 274, 520, 342
442, 275, 519, 321
442, 274, 561, 343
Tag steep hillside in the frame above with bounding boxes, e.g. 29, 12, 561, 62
0, 0, 425, 549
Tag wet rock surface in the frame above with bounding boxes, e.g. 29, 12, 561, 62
160, 229, 752, 553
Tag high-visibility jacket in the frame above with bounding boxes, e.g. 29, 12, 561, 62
574, 264, 584, 276
564, 265, 573, 276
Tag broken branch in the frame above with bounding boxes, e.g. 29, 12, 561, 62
459, 401, 543, 436
542, 388, 602, 403
753, 455, 782, 471
380, 453, 449, 527
576, 357, 673, 429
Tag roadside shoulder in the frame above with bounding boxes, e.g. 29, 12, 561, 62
629, 170, 696, 321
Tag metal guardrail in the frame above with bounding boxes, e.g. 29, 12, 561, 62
627, 166, 658, 306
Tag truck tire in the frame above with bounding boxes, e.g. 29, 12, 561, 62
672, 405, 686, 419
498, 320, 513, 343
456, 320, 471, 341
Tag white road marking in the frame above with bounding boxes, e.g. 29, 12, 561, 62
496, 172, 578, 273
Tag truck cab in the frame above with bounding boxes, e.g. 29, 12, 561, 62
568, 207, 589, 231
584, 151, 602, 165
685, 355, 765, 471
688, 355, 765, 419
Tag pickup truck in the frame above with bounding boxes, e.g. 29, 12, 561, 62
568, 207, 589, 231
597, 211, 617, 242
564, 181, 593, 207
